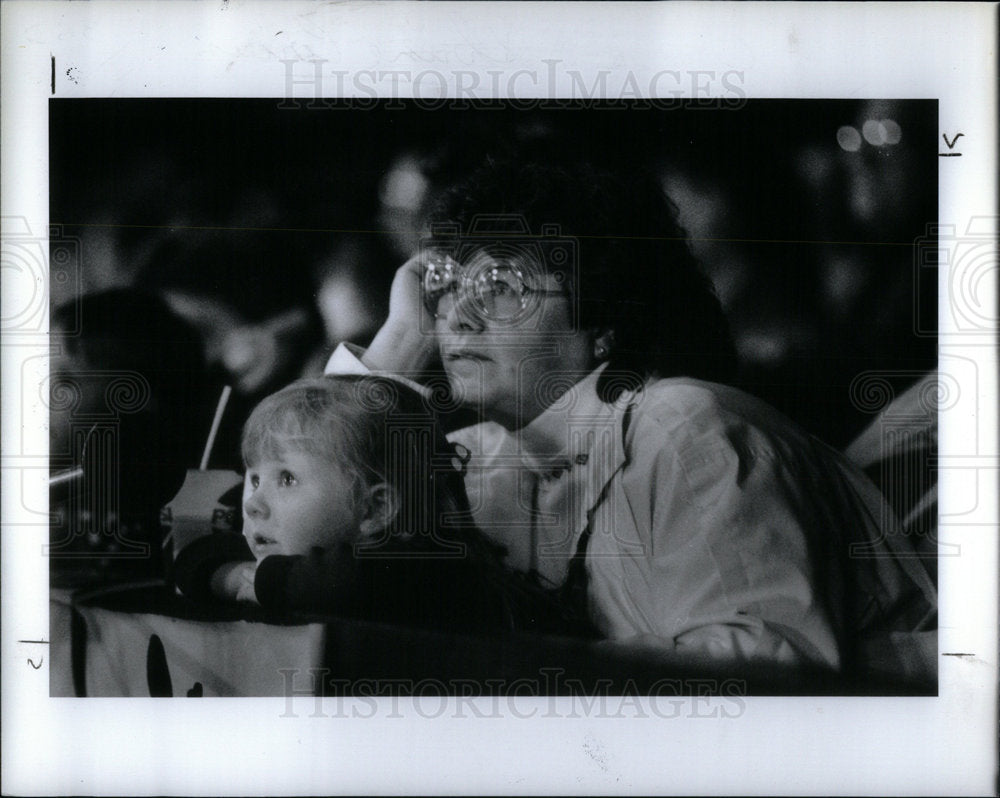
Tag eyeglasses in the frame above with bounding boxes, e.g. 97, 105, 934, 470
422, 250, 568, 322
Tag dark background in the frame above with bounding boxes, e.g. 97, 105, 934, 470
49, 98, 937, 462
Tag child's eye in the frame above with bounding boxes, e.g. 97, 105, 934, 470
280, 471, 297, 487
249, 474, 259, 489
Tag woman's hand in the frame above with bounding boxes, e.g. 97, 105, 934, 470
209, 560, 260, 604
362, 253, 440, 374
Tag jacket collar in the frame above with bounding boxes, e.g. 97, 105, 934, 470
517, 363, 633, 519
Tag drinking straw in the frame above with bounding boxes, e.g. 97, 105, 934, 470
48, 423, 97, 486
199, 385, 232, 470
48, 466, 84, 487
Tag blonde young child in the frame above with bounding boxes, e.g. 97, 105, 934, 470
176, 374, 587, 635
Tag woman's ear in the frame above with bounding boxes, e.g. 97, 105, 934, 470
357, 483, 401, 539
592, 328, 616, 361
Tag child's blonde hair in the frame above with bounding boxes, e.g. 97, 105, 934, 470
242, 374, 597, 634
242, 374, 475, 555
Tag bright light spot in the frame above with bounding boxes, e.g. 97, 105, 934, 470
380, 156, 429, 211
862, 119, 886, 146
836, 125, 862, 152
881, 118, 902, 144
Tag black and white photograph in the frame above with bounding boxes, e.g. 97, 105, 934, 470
46, 97, 940, 699
3, 2, 997, 795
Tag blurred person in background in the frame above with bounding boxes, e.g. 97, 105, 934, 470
49, 289, 208, 584
137, 227, 326, 469
658, 100, 935, 449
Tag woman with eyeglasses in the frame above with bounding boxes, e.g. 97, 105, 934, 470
322, 157, 936, 684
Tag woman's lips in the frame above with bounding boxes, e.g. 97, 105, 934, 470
444, 349, 491, 362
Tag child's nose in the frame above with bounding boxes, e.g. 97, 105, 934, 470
243, 490, 269, 519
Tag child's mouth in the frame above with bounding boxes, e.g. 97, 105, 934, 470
251, 532, 277, 547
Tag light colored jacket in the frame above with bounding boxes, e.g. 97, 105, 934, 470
327, 345, 937, 679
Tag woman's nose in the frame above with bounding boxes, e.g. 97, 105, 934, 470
446, 290, 485, 332
243, 490, 268, 520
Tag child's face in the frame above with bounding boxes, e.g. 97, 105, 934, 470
242, 447, 360, 562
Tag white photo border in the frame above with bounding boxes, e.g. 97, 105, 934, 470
2, 1, 997, 795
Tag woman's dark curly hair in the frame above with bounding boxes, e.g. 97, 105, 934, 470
427, 157, 737, 402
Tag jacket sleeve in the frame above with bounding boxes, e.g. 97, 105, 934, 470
173, 532, 254, 603
323, 342, 482, 434
254, 544, 362, 616
601, 403, 847, 670
254, 545, 508, 632
323, 343, 427, 395
614, 399, 936, 679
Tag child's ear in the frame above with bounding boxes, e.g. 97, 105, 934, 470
358, 483, 400, 539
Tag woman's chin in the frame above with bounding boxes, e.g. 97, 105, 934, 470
442, 368, 483, 401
